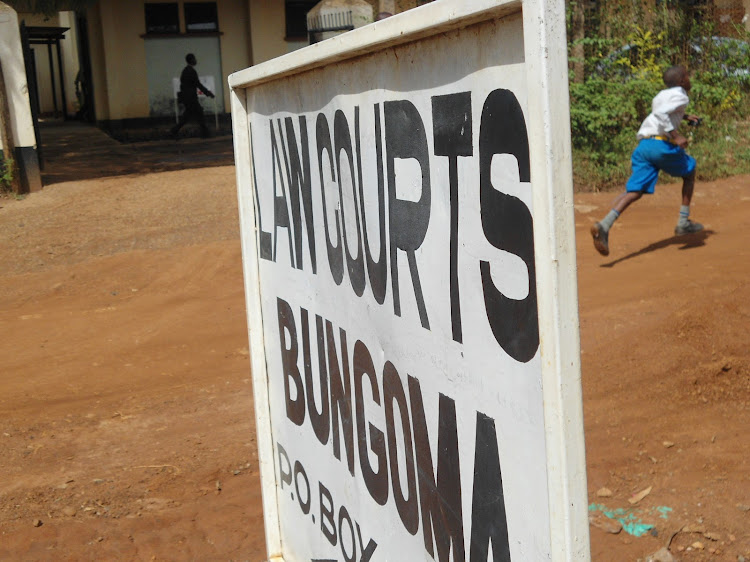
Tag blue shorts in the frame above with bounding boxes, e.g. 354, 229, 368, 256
626, 138, 696, 194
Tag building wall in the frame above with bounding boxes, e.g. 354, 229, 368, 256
95, 0, 149, 120
87, 0, 268, 123
58, 11, 80, 115
15, 0, 437, 125
87, 1, 110, 121
362, 0, 429, 14
18, 11, 85, 117
19, 12, 58, 115
248, 0, 296, 65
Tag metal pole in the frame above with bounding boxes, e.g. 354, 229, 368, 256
47, 42, 58, 117
56, 38, 68, 119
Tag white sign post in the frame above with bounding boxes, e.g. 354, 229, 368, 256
230, 1, 589, 560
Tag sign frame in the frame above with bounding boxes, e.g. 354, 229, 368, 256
229, 1, 589, 560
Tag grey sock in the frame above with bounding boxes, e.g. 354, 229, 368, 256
599, 209, 620, 232
678, 205, 690, 226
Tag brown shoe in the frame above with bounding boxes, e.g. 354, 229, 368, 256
591, 222, 609, 256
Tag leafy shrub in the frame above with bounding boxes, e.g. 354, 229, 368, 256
569, 16, 750, 190
0, 158, 15, 192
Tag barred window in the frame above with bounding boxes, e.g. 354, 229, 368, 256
144, 3, 179, 34
185, 2, 219, 33
285, 1, 317, 39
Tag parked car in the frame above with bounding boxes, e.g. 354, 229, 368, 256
593, 36, 749, 82
691, 36, 750, 80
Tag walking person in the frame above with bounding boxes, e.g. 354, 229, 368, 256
591, 65, 703, 256
170, 53, 214, 139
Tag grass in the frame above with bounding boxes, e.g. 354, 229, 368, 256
572, 119, 750, 192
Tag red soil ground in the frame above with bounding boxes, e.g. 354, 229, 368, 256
0, 124, 748, 561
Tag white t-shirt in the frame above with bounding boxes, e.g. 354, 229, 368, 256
636, 86, 689, 140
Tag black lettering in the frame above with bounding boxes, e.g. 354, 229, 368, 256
302, 310, 330, 444
271, 121, 295, 266
316, 113, 344, 285
356, 104, 388, 304
319, 482, 337, 546
294, 460, 311, 514
432, 92, 473, 343
249, 123, 273, 260
409, 376, 464, 562
338, 506, 357, 562
277, 442, 292, 488
334, 109, 366, 297
383, 362, 418, 535
356, 523, 378, 562
327, 322, 355, 474
469, 413, 510, 562
277, 298, 305, 426
384, 100, 431, 329
478, 88, 539, 363
353, 340, 388, 505
284, 116, 317, 273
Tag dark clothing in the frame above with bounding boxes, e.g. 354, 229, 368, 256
171, 64, 212, 137
178, 64, 211, 103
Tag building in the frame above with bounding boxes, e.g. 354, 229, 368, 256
13, 0, 428, 129
1, 0, 427, 191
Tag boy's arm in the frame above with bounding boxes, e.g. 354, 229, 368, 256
659, 91, 692, 148
670, 113, 700, 148
667, 128, 689, 149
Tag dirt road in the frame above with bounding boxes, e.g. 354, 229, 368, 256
0, 126, 748, 560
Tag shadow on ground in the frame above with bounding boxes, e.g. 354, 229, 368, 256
600, 229, 714, 268
38, 120, 235, 186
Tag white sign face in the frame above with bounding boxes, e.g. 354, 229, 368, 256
231, 2, 588, 561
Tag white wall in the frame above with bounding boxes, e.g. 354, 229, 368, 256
0, 2, 36, 149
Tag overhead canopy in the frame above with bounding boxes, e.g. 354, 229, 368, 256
24, 25, 69, 43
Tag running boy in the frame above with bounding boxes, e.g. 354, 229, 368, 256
591, 65, 703, 256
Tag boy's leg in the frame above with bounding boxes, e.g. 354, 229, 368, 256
650, 143, 702, 234
681, 167, 695, 206
612, 191, 643, 213
590, 192, 642, 256
675, 168, 703, 234
591, 141, 656, 256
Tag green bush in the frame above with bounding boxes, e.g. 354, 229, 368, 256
0, 157, 15, 192
569, 13, 750, 190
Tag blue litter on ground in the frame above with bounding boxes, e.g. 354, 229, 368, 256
589, 503, 672, 537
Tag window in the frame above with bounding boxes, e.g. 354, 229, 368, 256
144, 3, 179, 34
185, 2, 219, 33
285, 1, 317, 39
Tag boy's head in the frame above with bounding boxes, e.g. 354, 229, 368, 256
663, 65, 691, 91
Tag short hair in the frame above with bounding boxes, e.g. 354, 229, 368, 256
663, 65, 686, 87
185, 53, 196, 64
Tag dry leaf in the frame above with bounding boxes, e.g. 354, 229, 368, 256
628, 486, 652, 504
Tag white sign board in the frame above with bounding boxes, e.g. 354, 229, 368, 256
229, 1, 589, 561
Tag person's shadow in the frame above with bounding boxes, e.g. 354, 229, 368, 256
600, 230, 714, 268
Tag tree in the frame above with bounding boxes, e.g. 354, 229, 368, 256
569, 0, 586, 82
